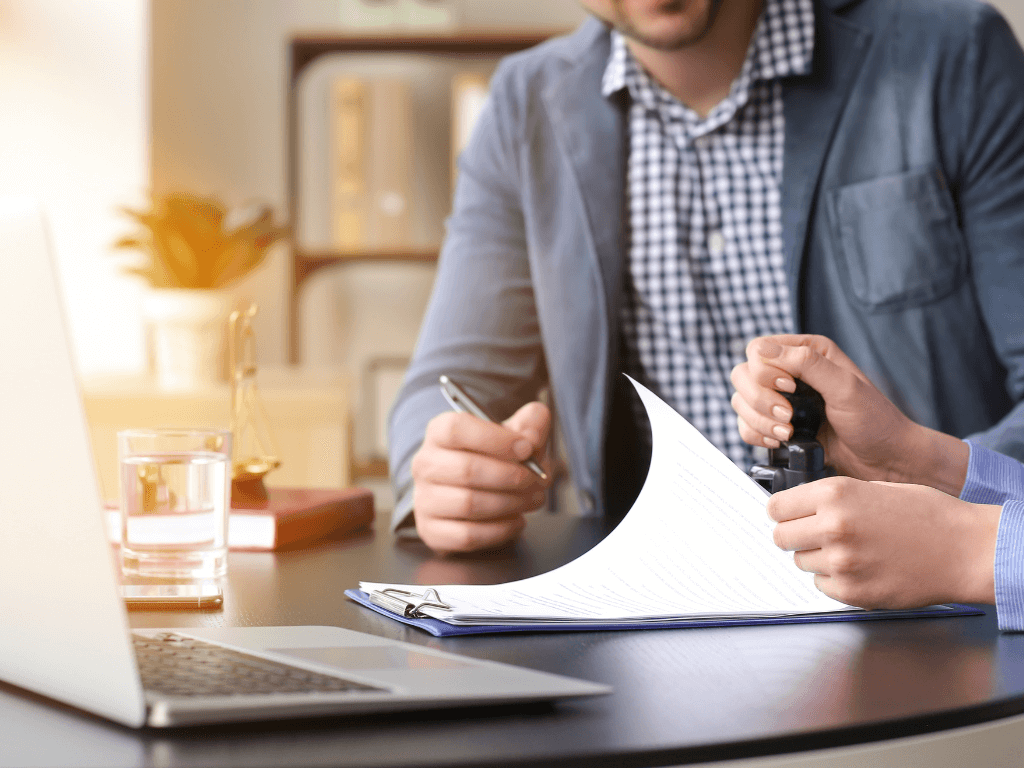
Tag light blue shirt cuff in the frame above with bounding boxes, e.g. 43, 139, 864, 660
959, 441, 1024, 631
995, 500, 1024, 631
960, 439, 1024, 505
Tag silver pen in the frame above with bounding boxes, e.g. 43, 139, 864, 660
439, 374, 549, 481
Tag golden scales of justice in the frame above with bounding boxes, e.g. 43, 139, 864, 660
228, 303, 281, 504
134, 303, 280, 511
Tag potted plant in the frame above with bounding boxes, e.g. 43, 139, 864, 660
114, 192, 288, 390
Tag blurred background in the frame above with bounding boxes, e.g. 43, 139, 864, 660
0, 0, 1020, 515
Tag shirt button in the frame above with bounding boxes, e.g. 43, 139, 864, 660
708, 231, 725, 257
693, 134, 711, 150
731, 339, 748, 357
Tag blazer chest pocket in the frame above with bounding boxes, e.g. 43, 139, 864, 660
827, 168, 968, 311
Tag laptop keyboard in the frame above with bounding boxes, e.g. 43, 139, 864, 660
133, 632, 385, 697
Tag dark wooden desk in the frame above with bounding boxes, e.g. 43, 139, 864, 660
3, 512, 1024, 768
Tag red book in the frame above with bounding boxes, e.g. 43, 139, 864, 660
229, 487, 375, 550
104, 487, 374, 551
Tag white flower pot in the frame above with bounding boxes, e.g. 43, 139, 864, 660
143, 289, 231, 391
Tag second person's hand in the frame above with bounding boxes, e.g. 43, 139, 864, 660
410, 401, 552, 555
730, 334, 968, 495
768, 476, 998, 609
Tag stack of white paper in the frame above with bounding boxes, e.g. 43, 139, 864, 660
362, 378, 858, 627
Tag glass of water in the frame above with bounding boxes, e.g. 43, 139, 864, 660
117, 428, 232, 579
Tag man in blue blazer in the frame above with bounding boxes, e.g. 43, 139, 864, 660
388, 0, 1024, 554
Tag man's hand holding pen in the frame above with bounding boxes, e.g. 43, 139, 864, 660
410, 389, 552, 555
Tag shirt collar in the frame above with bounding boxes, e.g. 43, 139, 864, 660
752, 0, 815, 81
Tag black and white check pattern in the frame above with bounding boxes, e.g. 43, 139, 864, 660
603, 0, 815, 468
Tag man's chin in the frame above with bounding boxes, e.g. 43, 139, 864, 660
597, 0, 726, 51
627, 26, 713, 51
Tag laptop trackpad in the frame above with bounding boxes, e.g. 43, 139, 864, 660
271, 646, 470, 671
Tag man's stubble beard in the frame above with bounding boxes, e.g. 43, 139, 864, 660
601, 0, 728, 51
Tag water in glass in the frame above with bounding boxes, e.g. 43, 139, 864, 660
120, 450, 229, 578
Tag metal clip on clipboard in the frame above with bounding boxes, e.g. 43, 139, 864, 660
368, 588, 452, 619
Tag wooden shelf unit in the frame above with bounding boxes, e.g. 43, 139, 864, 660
286, 30, 561, 363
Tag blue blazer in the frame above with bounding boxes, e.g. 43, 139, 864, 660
389, 0, 1024, 525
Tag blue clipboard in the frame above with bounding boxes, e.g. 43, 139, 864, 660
345, 589, 984, 638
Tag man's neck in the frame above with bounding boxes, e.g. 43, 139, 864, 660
626, 0, 763, 118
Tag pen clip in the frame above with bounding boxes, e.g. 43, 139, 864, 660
440, 386, 460, 413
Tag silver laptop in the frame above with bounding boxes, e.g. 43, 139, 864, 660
0, 198, 609, 728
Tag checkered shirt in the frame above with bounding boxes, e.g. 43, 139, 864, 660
602, 0, 815, 468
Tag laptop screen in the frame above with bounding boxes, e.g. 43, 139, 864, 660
0, 199, 146, 726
